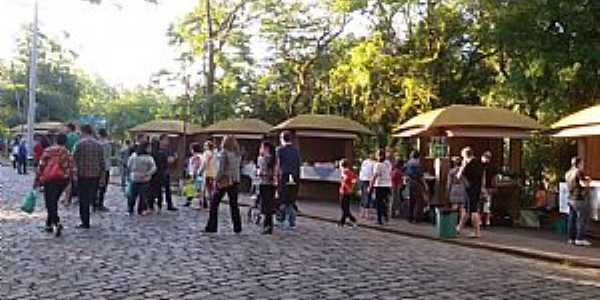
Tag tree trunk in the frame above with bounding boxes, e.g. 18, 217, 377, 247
206, 0, 216, 124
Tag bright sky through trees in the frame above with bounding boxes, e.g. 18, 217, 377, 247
0, 0, 195, 89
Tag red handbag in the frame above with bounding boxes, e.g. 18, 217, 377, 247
39, 155, 66, 183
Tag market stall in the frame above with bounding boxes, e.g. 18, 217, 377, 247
551, 104, 600, 236
272, 114, 373, 202
129, 119, 204, 181
10, 121, 65, 141
202, 118, 273, 192
394, 105, 546, 224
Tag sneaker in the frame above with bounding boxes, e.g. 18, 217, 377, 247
43, 226, 53, 233
183, 201, 191, 207
54, 223, 63, 237
98, 206, 110, 212
76, 224, 90, 229
575, 240, 592, 247
167, 207, 179, 211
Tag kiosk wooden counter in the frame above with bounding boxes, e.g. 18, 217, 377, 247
394, 105, 546, 223
551, 104, 600, 236
273, 114, 373, 202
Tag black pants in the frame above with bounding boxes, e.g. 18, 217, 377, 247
340, 194, 357, 226
77, 177, 100, 227
260, 185, 276, 229
17, 157, 27, 174
128, 182, 149, 214
408, 181, 424, 223
12, 155, 18, 169
375, 187, 390, 225
161, 174, 175, 209
147, 177, 161, 210
96, 171, 110, 209
205, 184, 242, 233
44, 180, 68, 227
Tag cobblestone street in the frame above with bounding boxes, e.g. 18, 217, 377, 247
1, 165, 600, 299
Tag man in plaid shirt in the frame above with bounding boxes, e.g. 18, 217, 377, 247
73, 124, 105, 229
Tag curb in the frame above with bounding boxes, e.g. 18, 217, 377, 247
228, 199, 600, 269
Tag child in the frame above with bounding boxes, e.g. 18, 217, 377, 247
339, 159, 358, 227
185, 143, 204, 208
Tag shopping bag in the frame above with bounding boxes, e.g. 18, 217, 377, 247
21, 189, 38, 214
183, 182, 196, 198
125, 181, 133, 199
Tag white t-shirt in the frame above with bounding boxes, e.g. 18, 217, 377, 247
359, 159, 375, 181
373, 161, 392, 187
202, 150, 217, 178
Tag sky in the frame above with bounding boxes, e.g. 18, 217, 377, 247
0, 0, 196, 89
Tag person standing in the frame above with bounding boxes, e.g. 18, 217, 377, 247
358, 155, 375, 219
257, 141, 277, 234
204, 135, 242, 233
34, 134, 74, 237
96, 128, 111, 212
120, 140, 132, 188
148, 137, 162, 212
276, 131, 301, 230
185, 143, 204, 208
65, 123, 80, 153
370, 149, 392, 225
11, 138, 20, 170
391, 160, 405, 218
159, 134, 178, 211
405, 150, 427, 223
17, 139, 28, 175
127, 141, 156, 216
448, 156, 467, 230
480, 151, 495, 227
565, 157, 592, 246
201, 141, 217, 209
72, 124, 105, 229
457, 147, 483, 238
339, 159, 358, 227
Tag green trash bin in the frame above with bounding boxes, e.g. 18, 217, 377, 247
434, 208, 458, 238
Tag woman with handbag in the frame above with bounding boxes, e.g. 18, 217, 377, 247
204, 135, 243, 233
257, 141, 277, 234
34, 134, 74, 237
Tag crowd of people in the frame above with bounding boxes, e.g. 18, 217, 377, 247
12, 123, 593, 245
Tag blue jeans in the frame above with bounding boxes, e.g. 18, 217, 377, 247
279, 182, 298, 227
568, 202, 589, 241
360, 181, 372, 208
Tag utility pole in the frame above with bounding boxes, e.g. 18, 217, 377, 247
26, 0, 39, 151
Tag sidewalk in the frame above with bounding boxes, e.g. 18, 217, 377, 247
238, 195, 600, 269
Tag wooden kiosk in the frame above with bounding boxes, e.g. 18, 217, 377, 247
551, 105, 600, 236
10, 121, 65, 138
273, 114, 373, 202
394, 105, 546, 223
129, 120, 204, 181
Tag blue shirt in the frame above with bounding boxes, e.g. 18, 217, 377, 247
404, 158, 423, 180
277, 144, 301, 178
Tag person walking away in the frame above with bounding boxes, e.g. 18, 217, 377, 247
159, 134, 178, 211
11, 138, 20, 170
359, 155, 375, 219
17, 139, 28, 175
447, 156, 467, 232
63, 123, 80, 205
201, 141, 217, 209
148, 138, 162, 212
204, 135, 242, 233
339, 159, 358, 227
96, 129, 111, 212
120, 140, 132, 189
391, 160, 405, 218
257, 141, 277, 234
405, 151, 428, 223
34, 134, 74, 237
480, 151, 495, 227
276, 131, 301, 230
370, 149, 392, 225
72, 124, 105, 229
457, 147, 483, 238
33, 135, 50, 168
127, 141, 156, 216
565, 157, 592, 246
